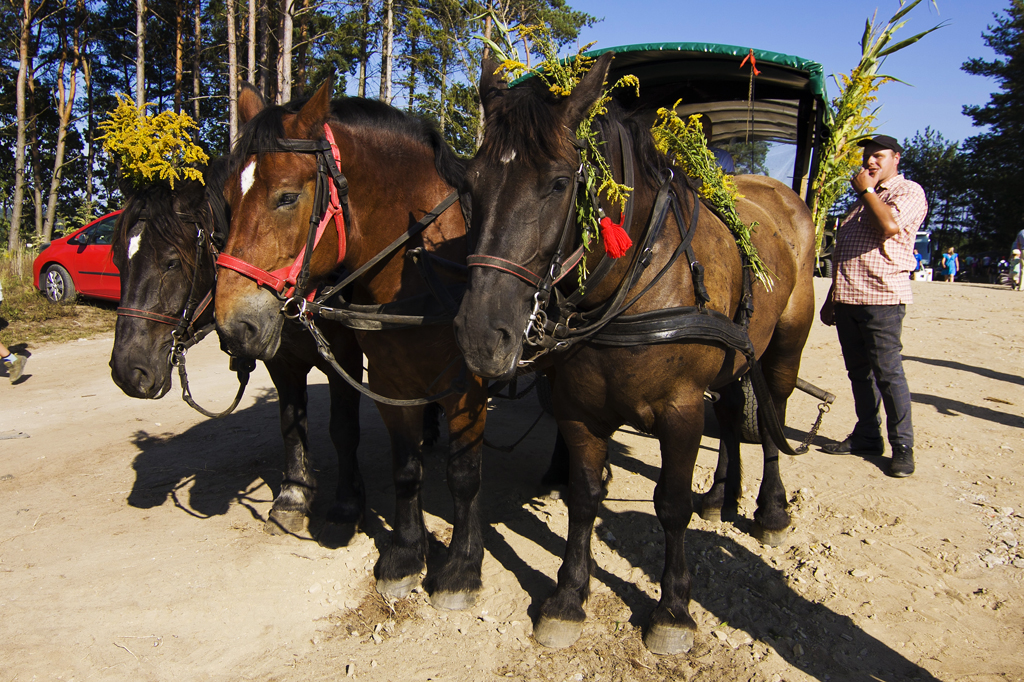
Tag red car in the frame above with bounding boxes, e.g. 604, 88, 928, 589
33, 211, 123, 303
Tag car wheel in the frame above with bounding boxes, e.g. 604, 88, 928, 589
43, 265, 76, 303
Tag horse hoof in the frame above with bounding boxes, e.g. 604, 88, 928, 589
699, 506, 722, 523
430, 590, 479, 611
753, 523, 788, 547
533, 616, 583, 649
317, 521, 359, 549
644, 623, 694, 655
265, 510, 306, 535
375, 575, 420, 600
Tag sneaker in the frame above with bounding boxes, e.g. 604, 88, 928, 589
5, 354, 26, 383
821, 433, 884, 456
888, 445, 915, 477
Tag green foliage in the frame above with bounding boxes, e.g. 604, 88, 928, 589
652, 108, 773, 290
960, 0, 1024, 249
809, 0, 943, 256
98, 94, 209, 189
721, 140, 770, 175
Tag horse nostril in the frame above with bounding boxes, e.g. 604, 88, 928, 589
132, 366, 155, 394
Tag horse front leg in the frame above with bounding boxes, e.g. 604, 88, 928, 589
533, 417, 609, 649
645, 397, 704, 655
752, 379, 793, 547
427, 377, 488, 610
322, 349, 364, 528
374, 403, 429, 599
264, 357, 316, 535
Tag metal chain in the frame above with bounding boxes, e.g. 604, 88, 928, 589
794, 401, 830, 455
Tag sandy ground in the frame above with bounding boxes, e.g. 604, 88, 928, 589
1, 277, 1022, 682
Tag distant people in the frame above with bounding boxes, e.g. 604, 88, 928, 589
942, 247, 959, 282
819, 134, 927, 478
697, 114, 736, 174
1013, 228, 1024, 253
1012, 249, 1023, 290
913, 248, 923, 273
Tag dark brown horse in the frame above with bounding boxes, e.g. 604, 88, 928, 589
214, 83, 489, 608
108, 160, 368, 534
453, 54, 815, 653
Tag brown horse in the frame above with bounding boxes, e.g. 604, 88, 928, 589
453, 54, 816, 654
214, 83, 489, 609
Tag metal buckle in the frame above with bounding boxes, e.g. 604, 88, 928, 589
281, 296, 307, 319
524, 291, 548, 345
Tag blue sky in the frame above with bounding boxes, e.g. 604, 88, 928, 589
572, 0, 1007, 145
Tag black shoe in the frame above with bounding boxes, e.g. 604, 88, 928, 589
821, 434, 884, 456
888, 445, 915, 477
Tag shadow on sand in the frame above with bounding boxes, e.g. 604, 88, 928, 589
126, 386, 935, 680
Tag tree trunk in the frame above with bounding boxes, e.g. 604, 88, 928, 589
227, 0, 238, 144
44, 49, 81, 242
28, 63, 43, 239
248, 0, 256, 83
85, 57, 94, 206
257, 0, 269, 96
10, 0, 34, 252
193, 0, 201, 120
476, 8, 492, 149
174, 0, 183, 113
294, 0, 309, 93
379, 0, 392, 103
135, 0, 146, 106
277, 0, 293, 103
357, 0, 369, 97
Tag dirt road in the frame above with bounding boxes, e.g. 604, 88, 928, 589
1, 277, 1022, 681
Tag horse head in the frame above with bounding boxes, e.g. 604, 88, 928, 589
215, 81, 342, 361
109, 167, 225, 398
454, 53, 614, 380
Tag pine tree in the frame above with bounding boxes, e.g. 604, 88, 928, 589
962, 0, 1024, 247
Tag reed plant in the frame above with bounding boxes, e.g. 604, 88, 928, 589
810, 0, 943, 257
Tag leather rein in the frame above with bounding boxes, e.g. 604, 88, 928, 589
214, 121, 467, 408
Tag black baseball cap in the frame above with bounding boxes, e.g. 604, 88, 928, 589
857, 134, 904, 154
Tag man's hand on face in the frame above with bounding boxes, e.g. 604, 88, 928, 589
850, 167, 877, 194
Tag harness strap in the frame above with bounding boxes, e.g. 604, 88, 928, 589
465, 254, 544, 287
116, 308, 180, 325
316, 190, 460, 304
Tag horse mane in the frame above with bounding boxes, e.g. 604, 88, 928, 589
111, 163, 218, 274
230, 96, 465, 190
480, 79, 672, 191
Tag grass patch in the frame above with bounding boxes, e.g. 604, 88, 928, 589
0, 250, 116, 349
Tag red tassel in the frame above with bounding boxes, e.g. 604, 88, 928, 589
599, 214, 632, 258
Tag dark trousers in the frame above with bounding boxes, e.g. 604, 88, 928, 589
834, 303, 913, 448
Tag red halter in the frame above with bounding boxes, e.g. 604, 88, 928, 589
217, 123, 347, 300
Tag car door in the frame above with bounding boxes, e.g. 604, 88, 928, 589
69, 215, 120, 298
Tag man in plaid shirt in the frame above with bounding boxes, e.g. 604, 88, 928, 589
818, 134, 928, 477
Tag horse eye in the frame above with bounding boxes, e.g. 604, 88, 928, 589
277, 193, 300, 208
166, 259, 181, 271
551, 177, 570, 194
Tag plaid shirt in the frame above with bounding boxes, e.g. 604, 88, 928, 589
834, 173, 928, 305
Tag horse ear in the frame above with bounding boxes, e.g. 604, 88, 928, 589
479, 56, 508, 115
295, 80, 332, 138
238, 83, 265, 126
562, 51, 614, 126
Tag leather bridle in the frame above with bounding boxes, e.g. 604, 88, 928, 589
216, 123, 350, 306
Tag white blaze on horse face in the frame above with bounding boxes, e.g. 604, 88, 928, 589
240, 160, 257, 197
501, 149, 517, 164
128, 229, 143, 260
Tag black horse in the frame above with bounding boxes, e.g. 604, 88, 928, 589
108, 159, 368, 534
454, 54, 816, 654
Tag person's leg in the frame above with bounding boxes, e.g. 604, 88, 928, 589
834, 304, 884, 443
859, 304, 913, 450
0, 341, 9, 358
